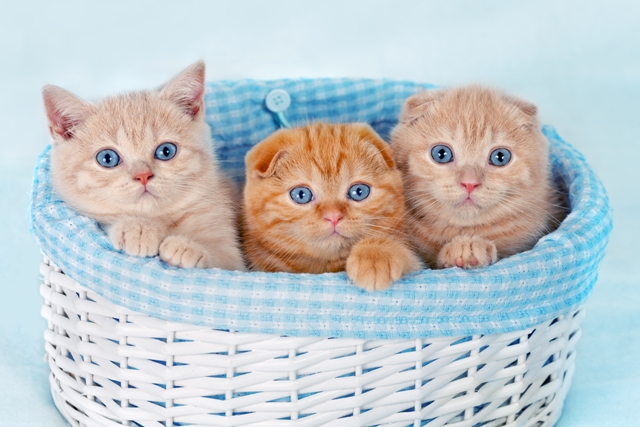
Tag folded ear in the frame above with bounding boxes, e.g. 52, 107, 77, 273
354, 123, 396, 169
245, 129, 296, 178
42, 85, 95, 141
399, 89, 442, 124
160, 60, 206, 119
503, 94, 538, 117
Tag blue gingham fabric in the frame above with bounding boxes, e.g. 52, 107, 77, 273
29, 79, 612, 339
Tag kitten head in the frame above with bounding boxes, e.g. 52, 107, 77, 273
392, 86, 550, 227
243, 123, 406, 269
43, 61, 216, 222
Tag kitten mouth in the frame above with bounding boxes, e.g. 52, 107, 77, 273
324, 228, 347, 240
459, 197, 479, 208
138, 187, 156, 199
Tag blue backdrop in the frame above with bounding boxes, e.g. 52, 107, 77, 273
1, 1, 638, 426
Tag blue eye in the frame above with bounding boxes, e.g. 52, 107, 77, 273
348, 183, 370, 201
431, 145, 454, 163
290, 186, 313, 204
155, 143, 177, 161
489, 148, 511, 166
96, 149, 120, 168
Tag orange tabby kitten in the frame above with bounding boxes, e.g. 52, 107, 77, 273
242, 123, 422, 291
43, 61, 245, 271
392, 86, 563, 269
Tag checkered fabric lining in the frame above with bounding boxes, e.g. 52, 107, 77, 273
29, 78, 612, 339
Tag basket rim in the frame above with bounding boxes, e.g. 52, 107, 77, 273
29, 78, 611, 339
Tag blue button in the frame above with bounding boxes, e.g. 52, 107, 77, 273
265, 89, 291, 113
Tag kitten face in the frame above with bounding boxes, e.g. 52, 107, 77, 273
44, 63, 214, 222
393, 86, 550, 227
244, 123, 406, 266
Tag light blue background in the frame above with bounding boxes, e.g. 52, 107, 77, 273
1, 1, 638, 426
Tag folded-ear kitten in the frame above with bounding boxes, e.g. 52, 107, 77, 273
392, 86, 565, 269
242, 123, 422, 291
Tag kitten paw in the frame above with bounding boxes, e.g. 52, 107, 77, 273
346, 240, 421, 292
159, 235, 211, 269
108, 219, 163, 257
437, 236, 497, 269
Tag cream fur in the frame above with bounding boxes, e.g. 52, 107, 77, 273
392, 86, 565, 269
43, 61, 245, 271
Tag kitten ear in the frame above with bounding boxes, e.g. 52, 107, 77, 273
245, 130, 292, 178
355, 124, 396, 169
42, 85, 95, 141
399, 90, 442, 124
503, 95, 538, 117
160, 60, 206, 119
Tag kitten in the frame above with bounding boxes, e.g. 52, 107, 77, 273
391, 86, 564, 269
42, 61, 245, 271
242, 123, 422, 292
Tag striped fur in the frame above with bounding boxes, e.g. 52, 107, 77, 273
242, 123, 422, 292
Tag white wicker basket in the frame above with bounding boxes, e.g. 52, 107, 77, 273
32, 79, 611, 427
41, 256, 584, 427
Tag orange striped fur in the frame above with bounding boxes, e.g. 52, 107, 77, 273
242, 123, 422, 291
392, 86, 565, 269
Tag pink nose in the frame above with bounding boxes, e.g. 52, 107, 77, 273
461, 182, 479, 194
134, 171, 154, 186
324, 211, 343, 227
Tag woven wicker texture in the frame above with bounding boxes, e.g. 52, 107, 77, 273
28, 79, 612, 340
41, 257, 582, 427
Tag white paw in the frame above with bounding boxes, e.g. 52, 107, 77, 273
108, 219, 163, 257
159, 235, 211, 269
437, 235, 497, 269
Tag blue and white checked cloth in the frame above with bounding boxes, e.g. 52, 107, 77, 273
29, 79, 612, 339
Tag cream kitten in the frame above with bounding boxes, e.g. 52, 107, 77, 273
43, 61, 245, 271
392, 86, 564, 269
